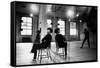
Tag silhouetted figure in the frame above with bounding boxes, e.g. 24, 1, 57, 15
35, 30, 41, 43
80, 28, 90, 48
31, 30, 41, 61
31, 28, 52, 61
55, 28, 67, 59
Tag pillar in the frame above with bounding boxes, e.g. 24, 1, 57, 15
38, 5, 47, 39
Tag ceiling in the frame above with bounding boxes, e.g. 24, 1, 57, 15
15, 2, 94, 20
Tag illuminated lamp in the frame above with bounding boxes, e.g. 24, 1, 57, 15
79, 20, 82, 22
76, 13, 79, 17
46, 5, 52, 13
30, 13, 33, 17
30, 4, 39, 14
66, 9, 75, 18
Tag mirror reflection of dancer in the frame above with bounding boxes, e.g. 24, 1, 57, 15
31, 30, 41, 61
31, 28, 52, 61
55, 28, 67, 59
80, 28, 90, 48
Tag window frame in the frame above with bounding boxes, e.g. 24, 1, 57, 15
20, 17, 33, 36
57, 19, 65, 35
70, 22, 77, 36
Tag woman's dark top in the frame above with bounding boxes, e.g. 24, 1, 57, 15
41, 33, 52, 48
34, 33, 40, 44
55, 34, 67, 47
84, 30, 89, 38
31, 33, 52, 53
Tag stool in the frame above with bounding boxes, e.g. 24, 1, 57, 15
56, 47, 65, 57
56, 42, 66, 58
37, 47, 51, 63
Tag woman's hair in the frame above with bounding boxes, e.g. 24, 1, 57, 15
47, 28, 53, 33
36, 30, 41, 33
54, 28, 60, 33
84, 28, 88, 32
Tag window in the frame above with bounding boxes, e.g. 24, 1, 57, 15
70, 22, 77, 35
21, 17, 32, 35
47, 19, 52, 28
58, 19, 65, 35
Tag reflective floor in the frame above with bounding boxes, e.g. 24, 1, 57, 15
16, 41, 97, 65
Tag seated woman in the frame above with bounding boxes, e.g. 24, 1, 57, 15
31, 28, 52, 61
54, 28, 67, 59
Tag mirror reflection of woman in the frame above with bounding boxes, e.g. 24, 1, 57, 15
55, 28, 67, 59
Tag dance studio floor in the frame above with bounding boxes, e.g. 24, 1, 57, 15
16, 41, 97, 65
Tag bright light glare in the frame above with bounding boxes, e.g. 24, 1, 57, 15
67, 10, 74, 18
30, 4, 39, 14
76, 13, 79, 17
79, 20, 82, 22
30, 13, 33, 17
46, 5, 52, 13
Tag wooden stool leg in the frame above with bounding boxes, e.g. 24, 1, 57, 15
47, 48, 49, 56
37, 50, 40, 61
47, 49, 50, 59
48, 49, 52, 61
63, 48, 65, 58
40, 49, 42, 63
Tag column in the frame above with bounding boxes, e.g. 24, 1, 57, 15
38, 5, 47, 39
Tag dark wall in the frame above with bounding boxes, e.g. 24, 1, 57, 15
87, 7, 97, 47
